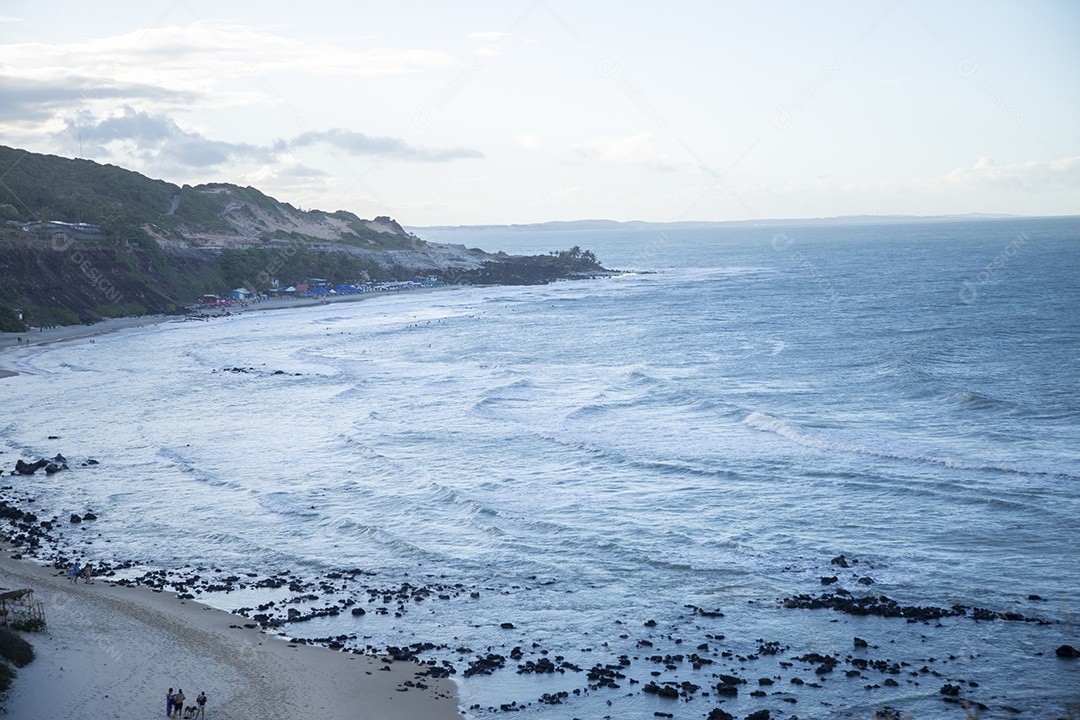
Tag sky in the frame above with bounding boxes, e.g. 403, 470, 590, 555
1, 0, 1078, 225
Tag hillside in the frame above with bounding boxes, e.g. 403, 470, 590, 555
0, 145, 479, 257
0, 146, 603, 331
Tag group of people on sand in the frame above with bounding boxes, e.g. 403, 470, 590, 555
66, 562, 93, 584
166, 688, 207, 719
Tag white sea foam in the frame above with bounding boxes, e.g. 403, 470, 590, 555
2, 220, 1078, 718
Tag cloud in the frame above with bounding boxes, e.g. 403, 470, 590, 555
51, 107, 483, 170
468, 31, 510, 57
0, 74, 198, 122
243, 161, 332, 189
921, 156, 1080, 192
514, 133, 543, 151
288, 129, 484, 162
469, 32, 510, 42
3, 22, 454, 85
56, 107, 272, 168
575, 132, 674, 170
0, 22, 457, 128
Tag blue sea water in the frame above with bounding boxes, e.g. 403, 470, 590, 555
2, 217, 1079, 718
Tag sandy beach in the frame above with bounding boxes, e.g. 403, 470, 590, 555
0, 291, 464, 719
0, 551, 461, 720
0, 286, 455, 379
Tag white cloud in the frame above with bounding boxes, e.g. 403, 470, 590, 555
514, 133, 543, 151
56, 106, 272, 167
288, 129, 484, 162
243, 161, 333, 195
926, 156, 1080, 191
0, 74, 198, 123
575, 132, 674, 170
469, 31, 509, 57
51, 107, 484, 170
469, 31, 510, 42
0, 22, 456, 119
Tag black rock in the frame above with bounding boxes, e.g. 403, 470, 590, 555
831, 554, 850, 568
857, 576, 874, 585
820, 576, 838, 585
746, 711, 771, 720
642, 682, 679, 698
70, 514, 82, 523
15, 459, 49, 475
500, 622, 515, 629
351, 607, 366, 616
940, 683, 961, 696
86, 459, 100, 465
45, 463, 66, 474
854, 637, 868, 648
1055, 644, 1079, 658
707, 710, 734, 720
82, 512, 97, 521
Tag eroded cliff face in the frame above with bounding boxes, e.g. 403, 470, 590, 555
0, 232, 220, 323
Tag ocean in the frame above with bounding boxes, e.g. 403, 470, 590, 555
2, 217, 1078, 718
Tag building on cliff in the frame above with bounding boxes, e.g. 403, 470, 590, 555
19, 220, 102, 242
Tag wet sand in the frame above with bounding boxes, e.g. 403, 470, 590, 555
0, 550, 461, 720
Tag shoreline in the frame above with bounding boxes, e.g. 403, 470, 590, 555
0, 548, 461, 720
0, 286, 468, 719
0, 285, 458, 378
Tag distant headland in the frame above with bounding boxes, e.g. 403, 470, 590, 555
0, 146, 606, 333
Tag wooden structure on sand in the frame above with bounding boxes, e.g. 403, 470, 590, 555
0, 588, 46, 630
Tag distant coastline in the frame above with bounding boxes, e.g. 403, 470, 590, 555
410, 213, 1075, 234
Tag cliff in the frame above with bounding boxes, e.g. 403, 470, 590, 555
0, 146, 603, 331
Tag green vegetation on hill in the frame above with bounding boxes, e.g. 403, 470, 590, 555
456, 246, 606, 285
0, 146, 175, 230
0, 146, 409, 248
0, 145, 610, 326
547, 246, 601, 271
0, 628, 34, 668
218, 246, 413, 291
0, 626, 35, 697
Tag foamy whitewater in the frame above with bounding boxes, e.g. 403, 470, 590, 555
3, 218, 1078, 718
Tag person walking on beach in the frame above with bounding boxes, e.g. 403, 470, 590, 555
68, 563, 80, 584
172, 688, 185, 718
166, 688, 174, 717
195, 691, 207, 719
80, 562, 93, 584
